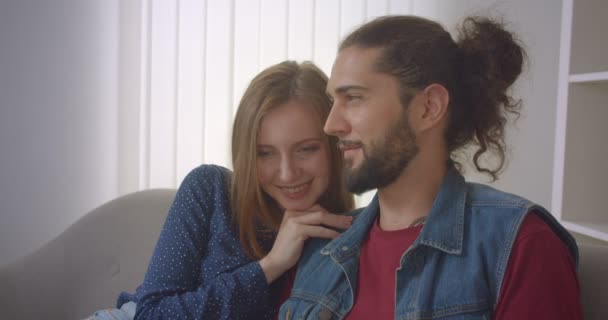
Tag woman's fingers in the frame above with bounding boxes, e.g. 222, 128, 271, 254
296, 224, 341, 240
290, 210, 353, 229
259, 206, 353, 284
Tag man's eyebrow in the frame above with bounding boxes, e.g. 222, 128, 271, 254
257, 138, 323, 148
331, 85, 369, 95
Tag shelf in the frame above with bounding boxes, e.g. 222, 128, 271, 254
569, 71, 608, 83
569, 0, 608, 74
553, 0, 608, 243
562, 221, 608, 242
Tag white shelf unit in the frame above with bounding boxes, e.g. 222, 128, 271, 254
552, 0, 608, 242
569, 72, 608, 83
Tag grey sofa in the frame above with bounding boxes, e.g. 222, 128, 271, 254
579, 243, 608, 319
0, 188, 606, 319
0, 189, 176, 320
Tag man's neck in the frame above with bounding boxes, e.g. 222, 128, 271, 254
376, 153, 448, 231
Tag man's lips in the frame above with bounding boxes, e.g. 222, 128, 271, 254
338, 140, 363, 151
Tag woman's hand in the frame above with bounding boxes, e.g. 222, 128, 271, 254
258, 205, 353, 283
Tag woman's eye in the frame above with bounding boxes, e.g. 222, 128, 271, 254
257, 150, 272, 158
298, 145, 320, 154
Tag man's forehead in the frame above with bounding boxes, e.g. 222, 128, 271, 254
333, 46, 382, 71
327, 46, 385, 92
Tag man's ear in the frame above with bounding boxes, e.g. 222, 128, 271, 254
412, 83, 450, 132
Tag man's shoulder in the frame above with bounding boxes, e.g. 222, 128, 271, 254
461, 182, 548, 236
462, 182, 576, 261
465, 182, 532, 208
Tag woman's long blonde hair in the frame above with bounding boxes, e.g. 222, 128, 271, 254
231, 61, 354, 259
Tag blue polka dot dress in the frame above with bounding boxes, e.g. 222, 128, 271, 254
117, 165, 281, 319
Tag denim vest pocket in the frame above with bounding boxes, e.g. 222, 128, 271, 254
398, 303, 492, 320
424, 309, 491, 320
279, 298, 338, 320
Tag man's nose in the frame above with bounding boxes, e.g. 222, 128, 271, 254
324, 102, 349, 137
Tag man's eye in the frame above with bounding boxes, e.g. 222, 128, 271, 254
346, 95, 361, 101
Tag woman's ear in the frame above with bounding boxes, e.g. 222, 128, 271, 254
412, 83, 450, 132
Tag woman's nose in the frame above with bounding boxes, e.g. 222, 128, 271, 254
278, 157, 299, 182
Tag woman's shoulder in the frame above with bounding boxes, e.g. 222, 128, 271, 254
189, 163, 232, 178
182, 164, 232, 188
165, 164, 235, 229
172, 164, 233, 206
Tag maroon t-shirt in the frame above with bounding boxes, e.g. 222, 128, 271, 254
277, 267, 297, 319
345, 221, 422, 319
343, 213, 582, 320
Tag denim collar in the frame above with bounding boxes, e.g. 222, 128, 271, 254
321, 166, 466, 260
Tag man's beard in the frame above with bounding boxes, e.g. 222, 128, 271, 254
344, 114, 418, 194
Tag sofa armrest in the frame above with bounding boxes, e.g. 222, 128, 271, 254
0, 188, 176, 320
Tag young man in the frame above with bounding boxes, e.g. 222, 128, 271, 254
279, 15, 582, 319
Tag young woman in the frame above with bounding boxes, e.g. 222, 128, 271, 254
89, 61, 354, 320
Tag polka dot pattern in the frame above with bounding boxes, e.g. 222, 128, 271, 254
117, 165, 278, 320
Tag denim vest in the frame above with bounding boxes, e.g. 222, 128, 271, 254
279, 167, 578, 320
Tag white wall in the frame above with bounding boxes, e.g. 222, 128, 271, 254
0, 0, 120, 266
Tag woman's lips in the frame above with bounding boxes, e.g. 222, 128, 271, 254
279, 181, 312, 199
